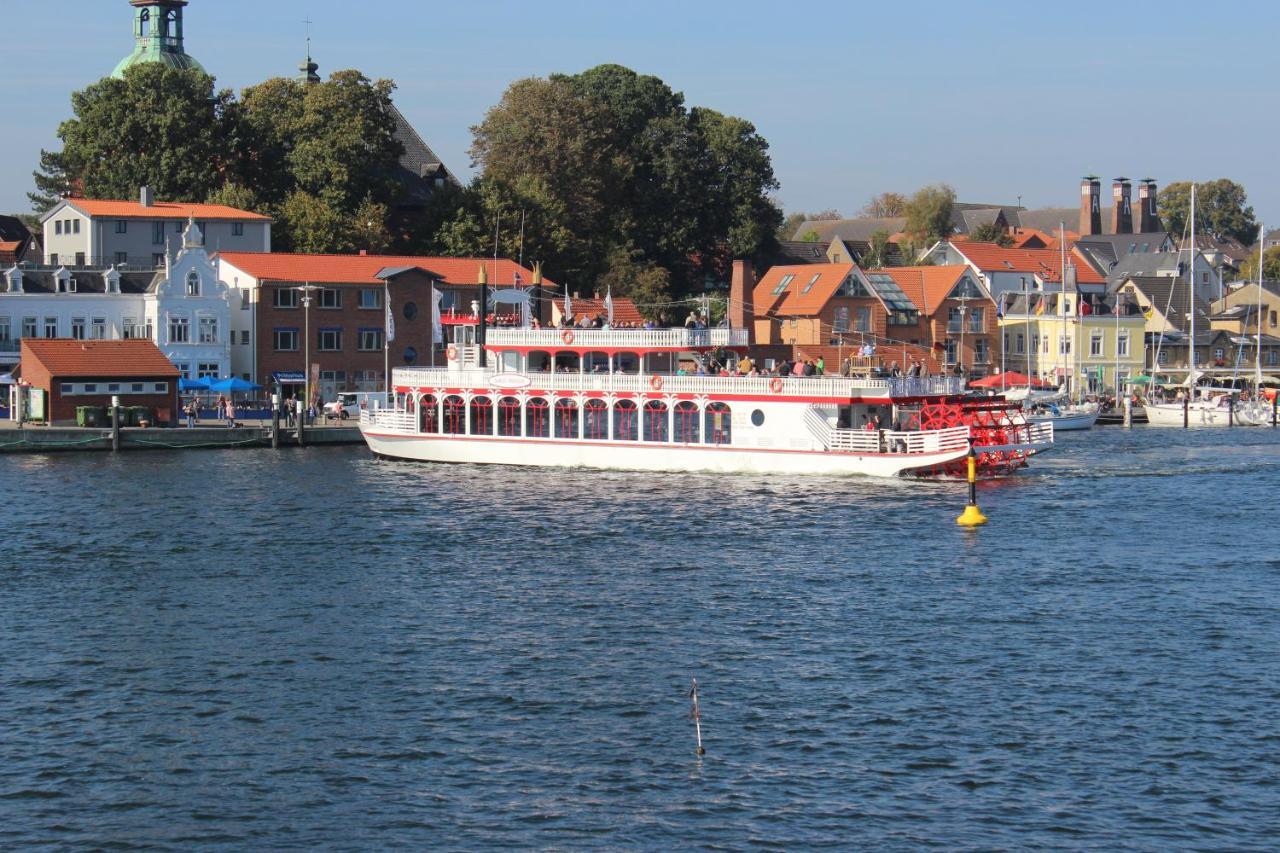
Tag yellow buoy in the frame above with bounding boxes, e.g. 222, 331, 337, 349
955, 440, 988, 527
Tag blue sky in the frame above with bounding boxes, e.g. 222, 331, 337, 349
4, 0, 1277, 231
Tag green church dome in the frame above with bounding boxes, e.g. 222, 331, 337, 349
111, 0, 206, 79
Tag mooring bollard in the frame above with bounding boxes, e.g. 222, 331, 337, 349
271, 393, 280, 449
296, 399, 306, 447
110, 394, 120, 453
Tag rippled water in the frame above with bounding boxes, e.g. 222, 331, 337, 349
1, 429, 1278, 849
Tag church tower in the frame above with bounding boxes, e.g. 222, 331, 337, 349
112, 0, 206, 78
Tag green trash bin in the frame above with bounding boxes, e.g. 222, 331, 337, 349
131, 406, 154, 427
76, 406, 97, 427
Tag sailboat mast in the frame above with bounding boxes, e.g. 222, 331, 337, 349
1189, 184, 1196, 393
1060, 221, 1069, 396
1257, 222, 1265, 384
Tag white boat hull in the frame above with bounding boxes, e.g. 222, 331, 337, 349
360, 430, 970, 477
1143, 401, 1272, 428
1027, 411, 1099, 431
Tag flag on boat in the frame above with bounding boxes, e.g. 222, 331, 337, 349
604, 288, 614, 325
563, 288, 572, 322
431, 286, 443, 344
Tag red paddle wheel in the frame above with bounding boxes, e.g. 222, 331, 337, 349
909, 399, 1033, 478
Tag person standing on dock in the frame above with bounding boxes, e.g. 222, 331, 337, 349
184, 399, 196, 428
224, 397, 236, 429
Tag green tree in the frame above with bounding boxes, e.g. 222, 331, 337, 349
279, 191, 346, 254
969, 222, 1013, 246
861, 192, 908, 217
1158, 179, 1258, 244
30, 64, 235, 212
903, 183, 956, 246
595, 245, 673, 317
1240, 246, 1280, 281
863, 228, 893, 268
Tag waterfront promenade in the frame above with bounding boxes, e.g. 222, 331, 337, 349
0, 419, 362, 453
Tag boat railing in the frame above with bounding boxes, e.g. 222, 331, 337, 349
829, 425, 970, 454
485, 328, 749, 349
361, 409, 416, 431
1024, 421, 1055, 445
390, 368, 964, 399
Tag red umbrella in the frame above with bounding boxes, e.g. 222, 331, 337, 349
969, 371, 1044, 389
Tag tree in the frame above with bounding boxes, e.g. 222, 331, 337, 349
1158, 179, 1258, 245
30, 64, 236, 212
777, 208, 839, 241
969, 222, 1013, 247
863, 229, 892, 268
1240, 246, 1280, 281
903, 183, 956, 246
862, 192, 907, 218
596, 245, 673, 317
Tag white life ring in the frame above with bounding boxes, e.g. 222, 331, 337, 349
561, 329, 575, 345
770, 377, 784, 393
446, 344, 458, 361
649, 375, 664, 391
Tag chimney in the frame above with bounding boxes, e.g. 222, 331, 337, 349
359, 249, 367, 256
729, 259, 756, 344
140, 186, 153, 208
1079, 177, 1101, 236
1111, 178, 1132, 234
1138, 179, 1159, 233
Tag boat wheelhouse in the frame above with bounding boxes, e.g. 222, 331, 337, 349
360, 328, 1053, 477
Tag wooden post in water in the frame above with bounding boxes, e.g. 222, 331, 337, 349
1229, 395, 1235, 428
1272, 392, 1278, 427
1183, 393, 1189, 429
271, 393, 280, 449
110, 395, 120, 452
296, 399, 306, 447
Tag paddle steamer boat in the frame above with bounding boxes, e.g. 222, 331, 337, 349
359, 328, 1054, 477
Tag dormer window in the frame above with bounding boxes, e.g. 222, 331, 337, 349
7, 269, 22, 293
186, 271, 201, 297
105, 272, 120, 294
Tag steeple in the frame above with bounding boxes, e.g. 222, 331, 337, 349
297, 18, 321, 85
112, 0, 206, 79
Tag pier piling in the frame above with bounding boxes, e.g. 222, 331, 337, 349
110, 396, 120, 452
271, 393, 280, 449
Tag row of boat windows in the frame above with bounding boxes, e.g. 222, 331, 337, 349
407, 395, 733, 444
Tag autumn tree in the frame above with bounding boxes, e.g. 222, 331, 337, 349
862, 192, 908, 218
903, 183, 956, 246
862, 229, 893, 268
1158, 179, 1258, 245
1240, 246, 1280, 281
969, 222, 1013, 246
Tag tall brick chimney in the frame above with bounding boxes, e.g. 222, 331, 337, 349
1079, 177, 1101, 236
729, 259, 756, 344
1138, 179, 1160, 232
1111, 178, 1133, 234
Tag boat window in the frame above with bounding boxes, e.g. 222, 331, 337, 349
583, 399, 608, 440
554, 398, 578, 439
613, 400, 638, 441
443, 395, 466, 434
751, 409, 764, 427
500, 352, 520, 372
419, 394, 438, 434
498, 396, 521, 437
526, 397, 550, 437
615, 352, 640, 374
584, 351, 610, 374
528, 351, 552, 373
674, 401, 700, 444
469, 396, 493, 435
705, 402, 732, 445
554, 353, 580, 373
643, 400, 668, 442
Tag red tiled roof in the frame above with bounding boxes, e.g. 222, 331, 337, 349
948, 242, 1103, 284
0, 240, 20, 264
216, 252, 554, 287
556, 297, 644, 326
871, 266, 977, 315
753, 263, 858, 317
21, 339, 180, 377
65, 199, 271, 222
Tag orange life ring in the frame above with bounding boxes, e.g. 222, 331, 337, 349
649, 375, 664, 391
770, 377, 784, 393
446, 344, 458, 361
561, 329, 575, 345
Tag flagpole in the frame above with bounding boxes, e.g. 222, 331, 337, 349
384, 278, 391, 402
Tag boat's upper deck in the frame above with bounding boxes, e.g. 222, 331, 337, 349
484, 327, 748, 351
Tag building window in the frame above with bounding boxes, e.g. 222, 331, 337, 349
232, 222, 244, 237
318, 329, 341, 351
1043, 335, 1050, 354
115, 252, 128, 265
0, 318, 9, 344
49, 254, 58, 266
801, 273, 821, 294
44, 317, 58, 338
944, 339, 958, 364
358, 328, 384, 351
1015, 332, 1025, 354
22, 317, 37, 339
169, 316, 190, 344
123, 318, 140, 339
855, 307, 871, 332
771, 274, 795, 295
1090, 331, 1103, 357
968, 307, 984, 332
1117, 333, 1129, 357
198, 317, 218, 344
106, 275, 119, 294
175, 221, 184, 233
197, 363, 219, 379
1269, 350, 1278, 366
116, 220, 128, 234
833, 306, 850, 333
273, 328, 299, 351
153, 221, 165, 245
153, 253, 165, 267
359, 288, 382, 309
1213, 347, 1225, 362
153, 383, 167, 393
195, 223, 207, 245
71, 317, 86, 339
1270, 310, 1277, 328
1157, 350, 1169, 366
73, 220, 80, 234
273, 288, 298, 309
55, 221, 62, 235
974, 339, 989, 363
240, 330, 250, 345
186, 271, 201, 297
1059, 335, 1071, 355
318, 288, 342, 309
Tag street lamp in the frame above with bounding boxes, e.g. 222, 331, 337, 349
294, 284, 320, 416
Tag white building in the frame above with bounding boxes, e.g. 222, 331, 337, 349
1, 220, 234, 379
40, 187, 271, 268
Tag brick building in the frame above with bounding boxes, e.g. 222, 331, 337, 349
17, 338, 179, 424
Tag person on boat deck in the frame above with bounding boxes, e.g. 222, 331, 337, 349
889, 361, 900, 377
816, 357, 825, 375
802, 360, 816, 377
738, 356, 752, 374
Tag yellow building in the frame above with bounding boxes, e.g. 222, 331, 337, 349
998, 291, 1146, 394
